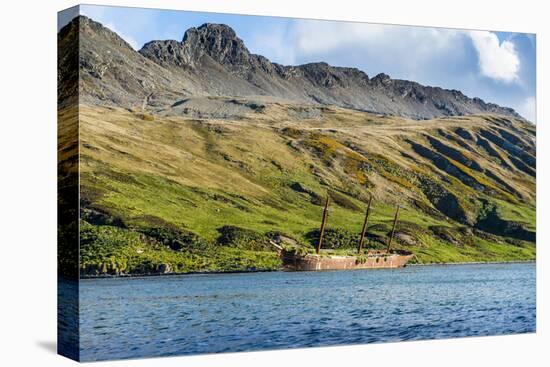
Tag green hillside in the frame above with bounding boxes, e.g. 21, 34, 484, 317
74, 101, 536, 276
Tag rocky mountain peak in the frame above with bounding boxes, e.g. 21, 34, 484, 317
185, 23, 240, 43
372, 73, 392, 85
75, 15, 135, 51
181, 23, 251, 67
63, 16, 524, 120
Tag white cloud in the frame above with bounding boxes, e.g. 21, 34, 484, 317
245, 21, 532, 124
468, 31, 520, 83
515, 96, 537, 123
268, 20, 469, 86
293, 21, 461, 64
284, 22, 522, 87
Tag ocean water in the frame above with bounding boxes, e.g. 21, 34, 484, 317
75, 263, 535, 361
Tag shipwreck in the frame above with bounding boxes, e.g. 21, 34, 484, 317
275, 196, 414, 271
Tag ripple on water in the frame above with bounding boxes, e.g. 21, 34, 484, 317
74, 263, 536, 361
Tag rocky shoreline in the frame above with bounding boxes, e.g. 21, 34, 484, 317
79, 259, 535, 279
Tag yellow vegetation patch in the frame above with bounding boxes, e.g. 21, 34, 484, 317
380, 172, 416, 189
447, 157, 517, 203
137, 112, 155, 121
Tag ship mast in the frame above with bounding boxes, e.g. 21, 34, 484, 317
386, 204, 400, 253
316, 196, 330, 255
357, 196, 373, 254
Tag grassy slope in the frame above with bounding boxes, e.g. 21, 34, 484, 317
75, 103, 536, 275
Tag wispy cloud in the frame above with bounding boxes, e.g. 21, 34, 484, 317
515, 96, 537, 123
290, 20, 463, 78
104, 22, 140, 50
293, 21, 460, 59
247, 23, 297, 65
80, 5, 155, 50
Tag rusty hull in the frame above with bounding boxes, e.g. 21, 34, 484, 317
281, 250, 414, 271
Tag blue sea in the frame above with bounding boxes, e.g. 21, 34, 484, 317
74, 263, 535, 361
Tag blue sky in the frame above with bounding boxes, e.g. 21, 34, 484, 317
59, 5, 537, 122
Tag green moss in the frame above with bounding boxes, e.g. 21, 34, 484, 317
405, 233, 535, 264
305, 227, 360, 249
492, 198, 536, 231
79, 222, 281, 276
216, 225, 273, 251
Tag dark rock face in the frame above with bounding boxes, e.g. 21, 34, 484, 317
372, 73, 391, 86
157, 263, 172, 274
61, 16, 524, 120
395, 232, 417, 246
58, 15, 80, 107
138, 40, 190, 67
140, 23, 253, 70
475, 202, 536, 242
183, 23, 251, 67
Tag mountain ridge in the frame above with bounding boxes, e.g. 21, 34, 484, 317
61, 16, 522, 120
57, 16, 536, 275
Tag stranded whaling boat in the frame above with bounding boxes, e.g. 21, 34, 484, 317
275, 196, 414, 271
